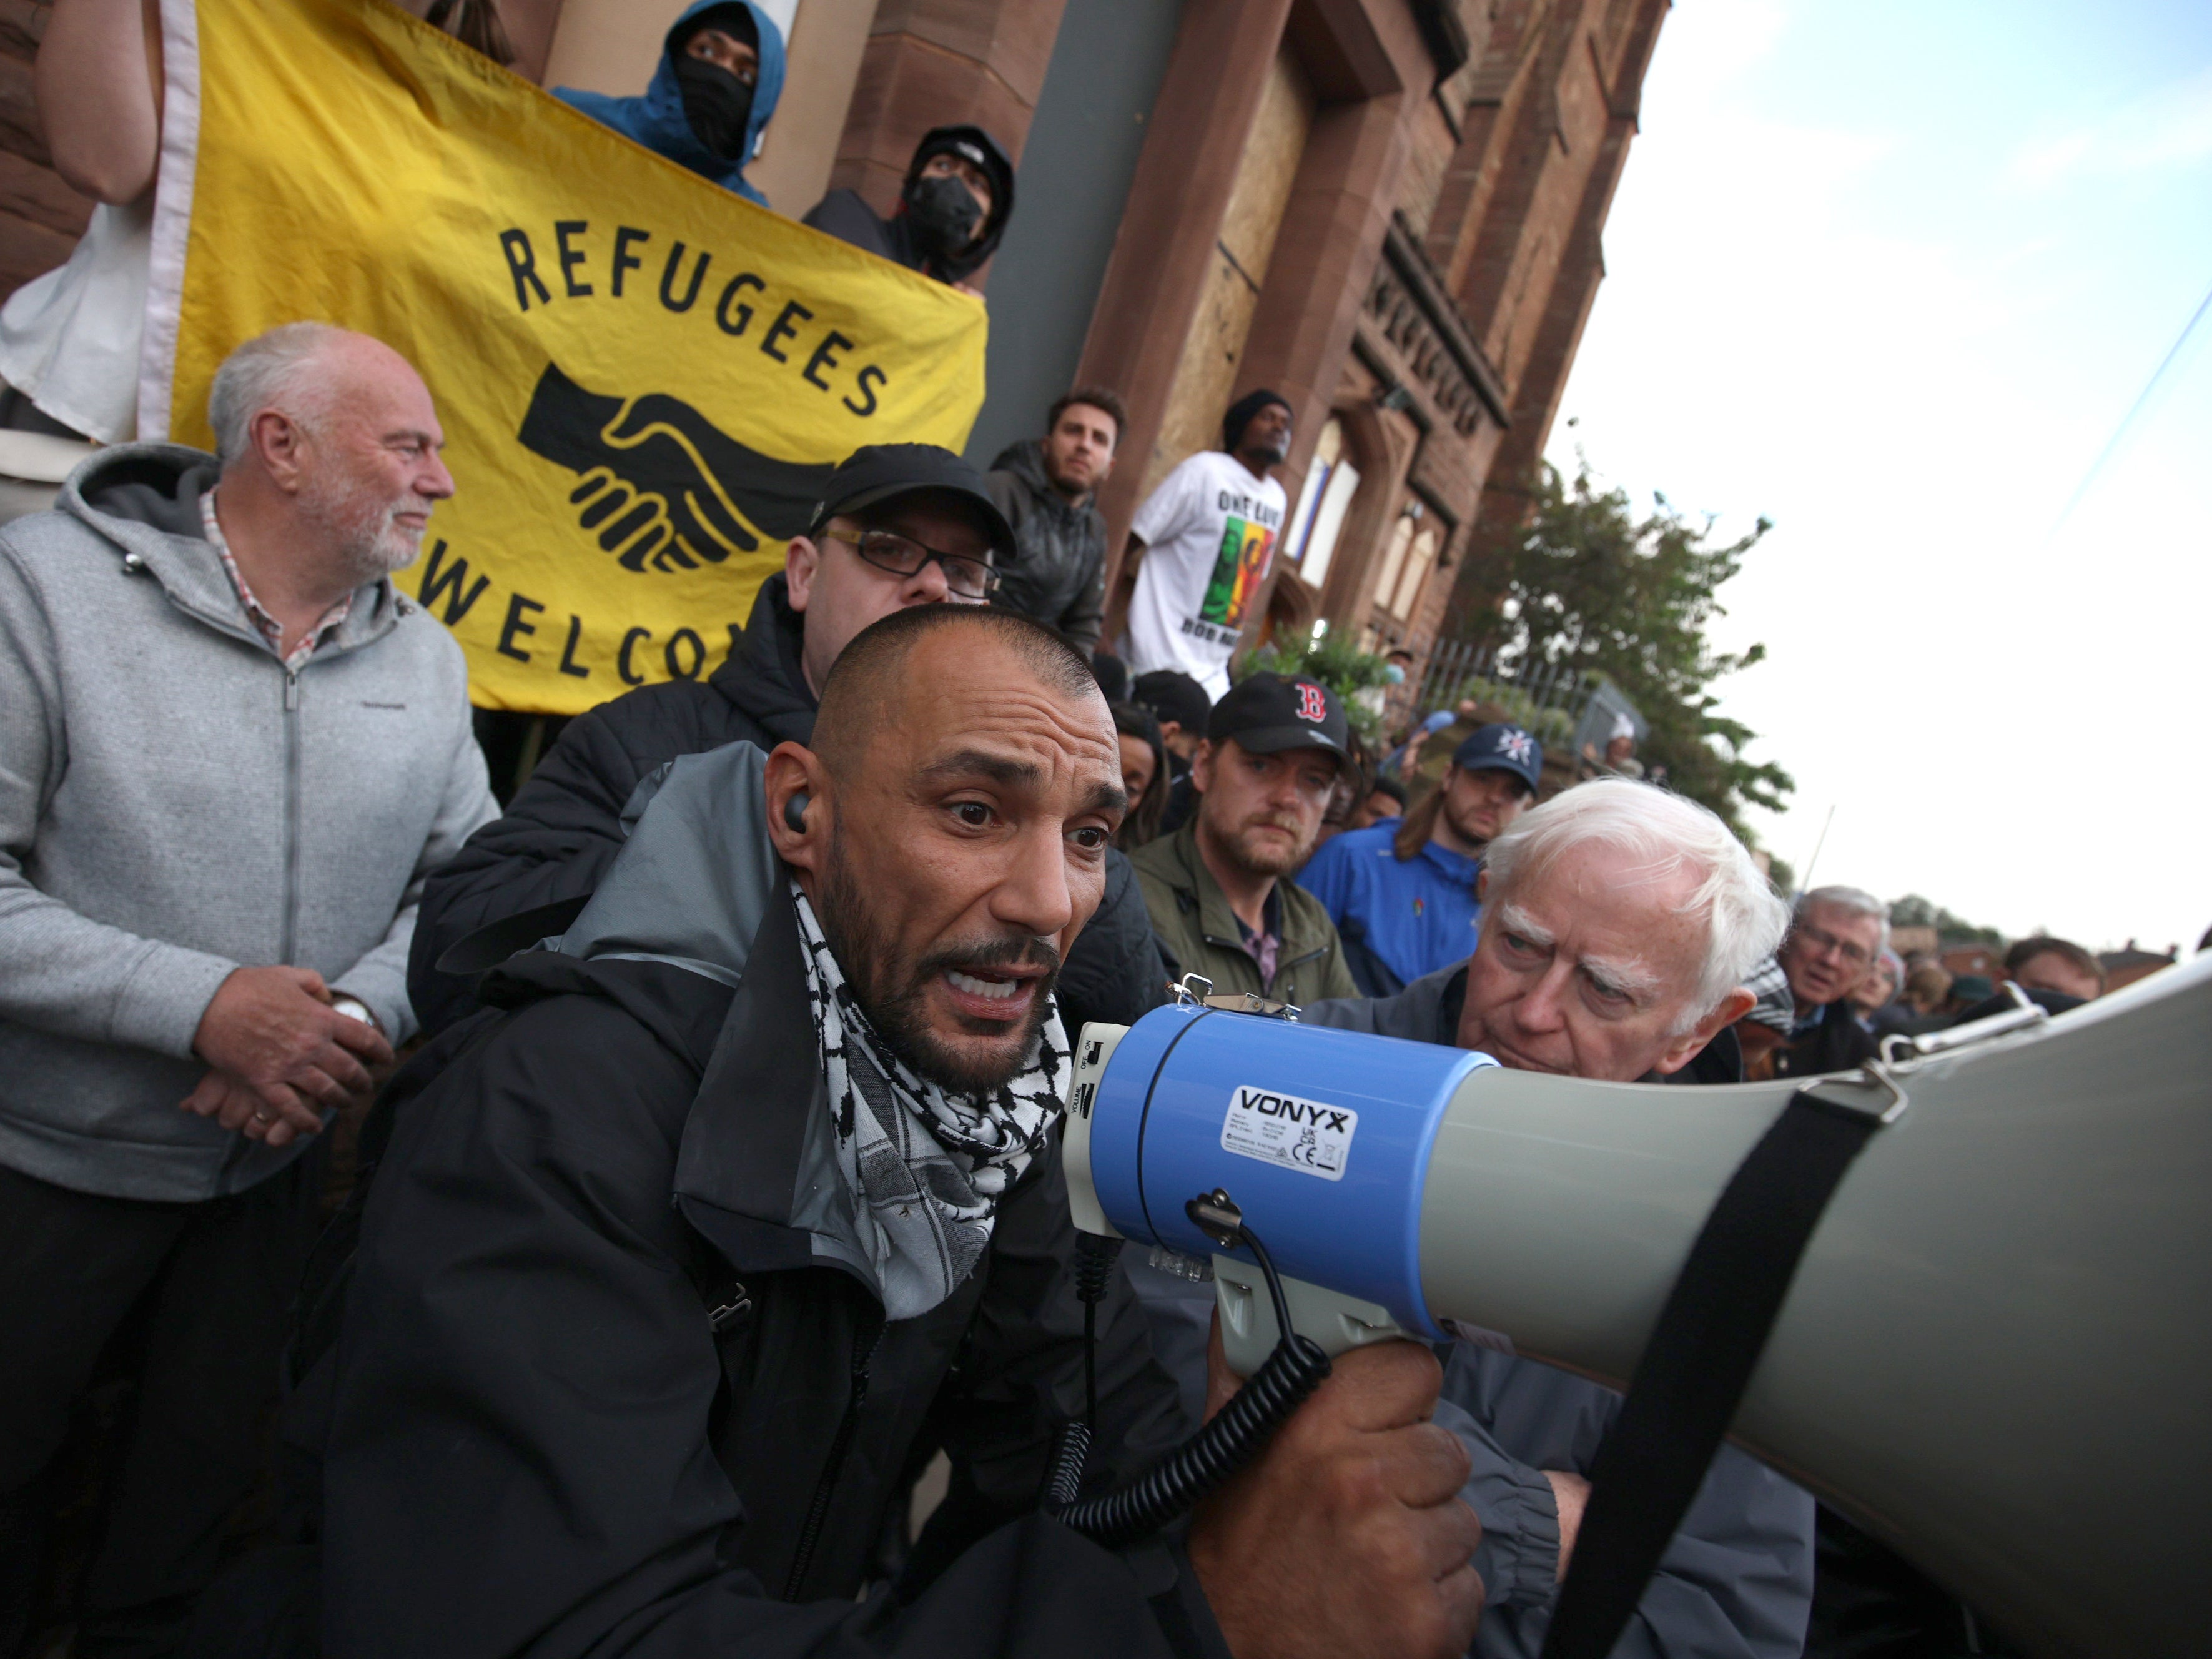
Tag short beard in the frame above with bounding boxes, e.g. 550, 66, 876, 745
1442, 797, 1494, 853
1044, 453, 1094, 497
816, 831, 1060, 1096
299, 471, 425, 588
1215, 811, 1315, 878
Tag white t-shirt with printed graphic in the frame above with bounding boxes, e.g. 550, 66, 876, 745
1120, 450, 1288, 701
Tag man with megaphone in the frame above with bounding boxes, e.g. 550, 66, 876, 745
1305, 779, 1819, 1658
311, 604, 1488, 1659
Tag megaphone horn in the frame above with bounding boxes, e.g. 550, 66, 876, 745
1063, 953, 2212, 1659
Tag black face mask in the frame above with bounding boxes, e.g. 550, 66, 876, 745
673, 55, 754, 161
902, 173, 985, 260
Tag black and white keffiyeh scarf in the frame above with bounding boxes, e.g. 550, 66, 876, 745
791, 883, 1069, 1319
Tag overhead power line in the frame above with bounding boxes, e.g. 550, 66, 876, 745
2050, 277, 2212, 535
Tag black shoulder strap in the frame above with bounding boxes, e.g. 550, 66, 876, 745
1539, 1086, 1890, 1659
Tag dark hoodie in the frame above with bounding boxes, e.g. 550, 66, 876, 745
804, 125, 1015, 285
407, 573, 1168, 1042
555, 0, 786, 206
985, 437, 1108, 653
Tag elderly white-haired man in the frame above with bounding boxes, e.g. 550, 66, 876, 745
1305, 778, 1817, 1659
1772, 884, 1888, 1079
0, 321, 495, 1652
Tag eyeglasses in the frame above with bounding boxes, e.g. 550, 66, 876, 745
821, 528, 998, 601
1795, 921, 1874, 969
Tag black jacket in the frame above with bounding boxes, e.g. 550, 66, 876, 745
985, 440, 1107, 653
408, 575, 1166, 1041
804, 190, 929, 272
324, 898, 1214, 1659
1774, 999, 1879, 1081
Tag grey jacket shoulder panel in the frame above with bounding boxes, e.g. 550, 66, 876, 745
556, 742, 778, 988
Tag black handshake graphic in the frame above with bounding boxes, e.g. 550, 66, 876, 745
518, 362, 836, 575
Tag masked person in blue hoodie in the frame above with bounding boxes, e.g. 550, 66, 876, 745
553, 1, 786, 207
804, 126, 1015, 295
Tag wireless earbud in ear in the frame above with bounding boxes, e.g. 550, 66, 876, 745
783, 791, 810, 834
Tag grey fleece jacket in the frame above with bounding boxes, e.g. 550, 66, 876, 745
0, 443, 497, 1202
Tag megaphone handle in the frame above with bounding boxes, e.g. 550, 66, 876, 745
1212, 1257, 1411, 1377
1539, 1088, 1892, 1659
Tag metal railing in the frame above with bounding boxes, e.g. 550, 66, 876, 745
1412, 635, 1596, 725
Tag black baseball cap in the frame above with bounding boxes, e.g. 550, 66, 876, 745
1208, 672, 1351, 770
1451, 723, 1543, 793
806, 443, 1017, 563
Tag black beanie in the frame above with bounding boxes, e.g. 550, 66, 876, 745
1223, 389, 1291, 453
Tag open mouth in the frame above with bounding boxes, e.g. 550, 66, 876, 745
947, 968, 1022, 1001
941, 964, 1043, 1023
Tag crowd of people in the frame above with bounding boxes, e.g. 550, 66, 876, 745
0, 7, 2162, 1659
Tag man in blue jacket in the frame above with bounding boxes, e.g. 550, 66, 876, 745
1296, 723, 1541, 995
555, 1, 786, 207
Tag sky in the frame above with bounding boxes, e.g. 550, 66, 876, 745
1549, 0, 2212, 955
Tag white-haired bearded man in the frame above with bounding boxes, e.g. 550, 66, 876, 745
1305, 778, 1817, 1659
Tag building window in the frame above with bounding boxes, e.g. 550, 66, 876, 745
1370, 511, 1439, 622
1390, 525, 1439, 619
1371, 512, 1416, 615
1283, 415, 1360, 590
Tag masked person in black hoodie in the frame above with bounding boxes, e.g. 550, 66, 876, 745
804, 126, 1015, 295
408, 445, 1168, 1046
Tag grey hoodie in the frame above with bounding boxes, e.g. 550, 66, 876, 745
0, 443, 497, 1201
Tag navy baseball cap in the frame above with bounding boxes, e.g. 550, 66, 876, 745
806, 443, 1017, 563
1209, 672, 1351, 770
1451, 723, 1543, 793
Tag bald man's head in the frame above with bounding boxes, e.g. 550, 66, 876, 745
766, 605, 1122, 1094
811, 603, 1102, 784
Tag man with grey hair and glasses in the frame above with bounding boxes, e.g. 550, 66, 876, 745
0, 321, 494, 1652
1300, 778, 1817, 1658
1772, 883, 1888, 1080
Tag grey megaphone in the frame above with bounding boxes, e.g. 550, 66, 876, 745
1062, 953, 2211, 1659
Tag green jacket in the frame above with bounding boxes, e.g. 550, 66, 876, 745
1128, 821, 1360, 1008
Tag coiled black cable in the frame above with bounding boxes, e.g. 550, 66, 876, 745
1051, 1216, 1331, 1548
1043, 1232, 1125, 1512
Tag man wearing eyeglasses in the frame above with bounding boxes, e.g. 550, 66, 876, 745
1771, 884, 1889, 1079
406, 444, 1168, 1046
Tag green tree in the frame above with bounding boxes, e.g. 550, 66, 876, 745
1458, 452, 1792, 839
1889, 894, 2005, 948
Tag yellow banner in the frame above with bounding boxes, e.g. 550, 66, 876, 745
149, 0, 985, 713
